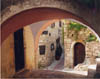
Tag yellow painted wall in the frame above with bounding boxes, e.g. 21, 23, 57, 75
23, 26, 36, 69
1, 34, 15, 78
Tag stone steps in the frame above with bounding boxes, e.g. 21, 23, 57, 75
88, 65, 97, 78
88, 58, 100, 78
96, 58, 100, 73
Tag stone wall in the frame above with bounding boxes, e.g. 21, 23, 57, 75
64, 38, 73, 68
63, 20, 75, 68
63, 19, 100, 70
86, 41, 100, 64
1, 0, 100, 38
1, 34, 15, 78
37, 21, 63, 68
38, 40, 56, 68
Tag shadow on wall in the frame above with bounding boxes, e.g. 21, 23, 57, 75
94, 73, 100, 78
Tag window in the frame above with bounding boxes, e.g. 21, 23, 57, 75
59, 21, 62, 27
56, 37, 60, 44
59, 21, 64, 27
42, 31, 48, 35
51, 43, 54, 51
49, 33, 51, 36
39, 45, 46, 55
51, 23, 55, 28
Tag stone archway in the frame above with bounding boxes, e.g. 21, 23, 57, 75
1, 7, 99, 78
1, 7, 91, 43
74, 42, 85, 66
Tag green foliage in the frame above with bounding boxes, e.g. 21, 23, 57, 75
67, 21, 97, 42
86, 34, 97, 42
67, 21, 87, 40
68, 21, 86, 31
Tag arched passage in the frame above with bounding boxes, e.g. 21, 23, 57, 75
74, 42, 85, 66
1, 7, 91, 43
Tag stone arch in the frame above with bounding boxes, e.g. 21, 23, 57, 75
2, 7, 99, 70
1, 7, 91, 43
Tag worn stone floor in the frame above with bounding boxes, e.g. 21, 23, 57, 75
44, 53, 88, 76
13, 54, 87, 78
13, 69, 87, 78
44, 53, 64, 71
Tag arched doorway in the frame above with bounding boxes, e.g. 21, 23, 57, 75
74, 42, 85, 66
14, 28, 25, 72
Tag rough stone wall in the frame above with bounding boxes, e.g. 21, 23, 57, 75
73, 41, 100, 71
1, 34, 15, 78
37, 21, 63, 68
64, 20, 100, 70
38, 40, 56, 68
86, 41, 100, 64
1, 0, 100, 37
64, 38, 73, 68
64, 21, 74, 68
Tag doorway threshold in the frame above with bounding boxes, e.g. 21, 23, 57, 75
57, 70, 88, 76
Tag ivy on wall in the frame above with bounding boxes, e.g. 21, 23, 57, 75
67, 21, 97, 42
86, 33, 97, 42
67, 21, 86, 40
68, 21, 87, 31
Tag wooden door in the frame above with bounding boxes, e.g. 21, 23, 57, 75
74, 43, 85, 66
14, 28, 25, 72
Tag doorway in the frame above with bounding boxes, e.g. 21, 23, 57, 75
74, 42, 85, 66
55, 37, 62, 60
14, 28, 25, 72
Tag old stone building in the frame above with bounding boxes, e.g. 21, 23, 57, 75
1, 0, 100, 78
37, 21, 63, 68
63, 20, 100, 71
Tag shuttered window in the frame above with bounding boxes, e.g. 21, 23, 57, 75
42, 31, 48, 35
51, 43, 54, 51
39, 45, 46, 55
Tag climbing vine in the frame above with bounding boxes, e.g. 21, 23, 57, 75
67, 21, 87, 40
86, 33, 97, 42
67, 21, 97, 42
68, 21, 87, 31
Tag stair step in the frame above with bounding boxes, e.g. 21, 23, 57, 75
96, 58, 100, 73
88, 65, 97, 78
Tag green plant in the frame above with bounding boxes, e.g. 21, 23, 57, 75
86, 34, 97, 42
68, 21, 87, 31
67, 21, 87, 40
